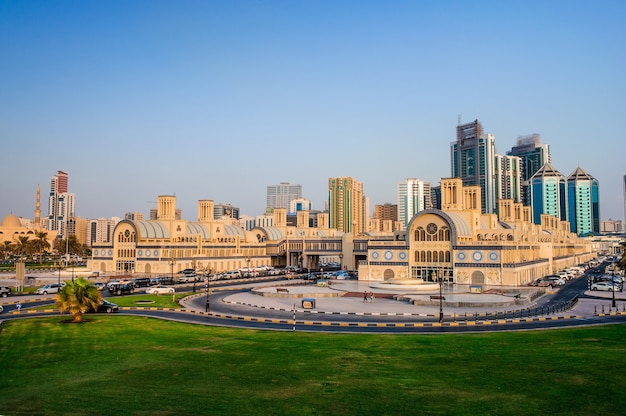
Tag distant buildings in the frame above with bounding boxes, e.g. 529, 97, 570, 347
567, 167, 600, 235
328, 177, 364, 234
47, 170, 75, 239
507, 134, 551, 206
530, 163, 568, 224
266, 182, 302, 212
397, 178, 431, 228
451, 120, 497, 214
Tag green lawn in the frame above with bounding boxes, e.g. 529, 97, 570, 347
1, 316, 625, 416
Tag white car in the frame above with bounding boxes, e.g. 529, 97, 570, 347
145, 285, 175, 294
590, 281, 619, 292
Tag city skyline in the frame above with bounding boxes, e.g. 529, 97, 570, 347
1, 1, 624, 222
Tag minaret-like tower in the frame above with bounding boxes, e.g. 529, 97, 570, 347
34, 184, 41, 227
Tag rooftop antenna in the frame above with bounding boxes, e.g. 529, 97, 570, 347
458, 114, 461, 125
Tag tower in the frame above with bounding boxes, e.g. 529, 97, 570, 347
567, 167, 600, 236
328, 177, 364, 234
530, 163, 567, 225
266, 183, 302, 212
34, 184, 41, 227
507, 134, 551, 206
397, 178, 430, 227
451, 120, 496, 214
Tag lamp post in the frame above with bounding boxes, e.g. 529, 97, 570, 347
438, 271, 444, 324
205, 274, 211, 313
169, 257, 176, 284
57, 261, 62, 286
612, 270, 617, 308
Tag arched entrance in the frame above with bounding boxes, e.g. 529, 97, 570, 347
383, 269, 395, 280
471, 271, 485, 284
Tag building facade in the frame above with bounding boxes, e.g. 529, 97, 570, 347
267, 182, 302, 211
358, 178, 594, 286
507, 134, 551, 207
397, 178, 431, 227
328, 177, 364, 234
567, 167, 600, 236
451, 120, 497, 214
494, 154, 521, 204
530, 163, 568, 225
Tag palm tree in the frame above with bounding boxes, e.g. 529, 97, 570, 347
0, 241, 13, 262
56, 278, 101, 323
14, 236, 31, 261
33, 231, 51, 263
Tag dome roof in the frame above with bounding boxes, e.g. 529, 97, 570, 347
1, 214, 21, 228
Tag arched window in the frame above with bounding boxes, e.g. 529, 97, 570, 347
433, 251, 439, 262
427, 251, 432, 262
420, 251, 426, 262
445, 251, 451, 262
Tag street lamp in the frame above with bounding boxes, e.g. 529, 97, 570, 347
169, 257, 176, 284
612, 270, 617, 308
205, 274, 211, 312
438, 271, 444, 323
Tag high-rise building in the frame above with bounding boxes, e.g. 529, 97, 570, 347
567, 167, 600, 236
494, 154, 521, 203
267, 183, 302, 212
374, 203, 398, 226
530, 163, 568, 224
507, 134, 551, 207
47, 171, 74, 239
328, 177, 364, 234
623, 174, 626, 224
451, 120, 496, 213
397, 178, 431, 227
214, 203, 239, 220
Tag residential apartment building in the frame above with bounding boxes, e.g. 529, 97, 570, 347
397, 178, 431, 228
267, 182, 302, 212
507, 134, 550, 207
567, 167, 600, 236
530, 163, 568, 225
451, 120, 497, 214
328, 177, 364, 234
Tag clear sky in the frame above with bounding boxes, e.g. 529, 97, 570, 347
1, 0, 624, 223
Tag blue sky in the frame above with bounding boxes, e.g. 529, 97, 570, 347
1, 0, 625, 222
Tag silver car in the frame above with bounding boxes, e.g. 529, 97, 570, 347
591, 281, 619, 292
35, 283, 65, 295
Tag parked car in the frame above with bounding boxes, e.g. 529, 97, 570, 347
0, 286, 11, 297
93, 282, 106, 291
35, 283, 65, 295
132, 277, 151, 287
145, 285, 175, 295
92, 299, 119, 313
108, 282, 135, 296
590, 281, 620, 292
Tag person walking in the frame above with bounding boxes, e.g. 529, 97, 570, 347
16, 301, 21, 311
369, 291, 374, 303
363, 291, 368, 303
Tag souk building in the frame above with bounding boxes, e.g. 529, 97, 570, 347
90, 180, 595, 287
359, 178, 595, 286
89, 196, 347, 276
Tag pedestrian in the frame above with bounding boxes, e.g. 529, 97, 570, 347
363, 291, 367, 303
16, 301, 21, 311
369, 291, 374, 303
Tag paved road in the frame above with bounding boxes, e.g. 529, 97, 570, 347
2, 274, 625, 333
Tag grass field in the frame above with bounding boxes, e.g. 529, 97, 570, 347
1, 316, 625, 416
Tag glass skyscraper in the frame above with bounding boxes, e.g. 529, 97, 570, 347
567, 167, 600, 236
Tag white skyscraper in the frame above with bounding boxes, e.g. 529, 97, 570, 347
266, 182, 302, 212
398, 178, 431, 227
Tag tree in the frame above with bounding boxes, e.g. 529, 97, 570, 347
56, 278, 101, 323
33, 231, 51, 263
0, 241, 13, 262
14, 236, 32, 260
